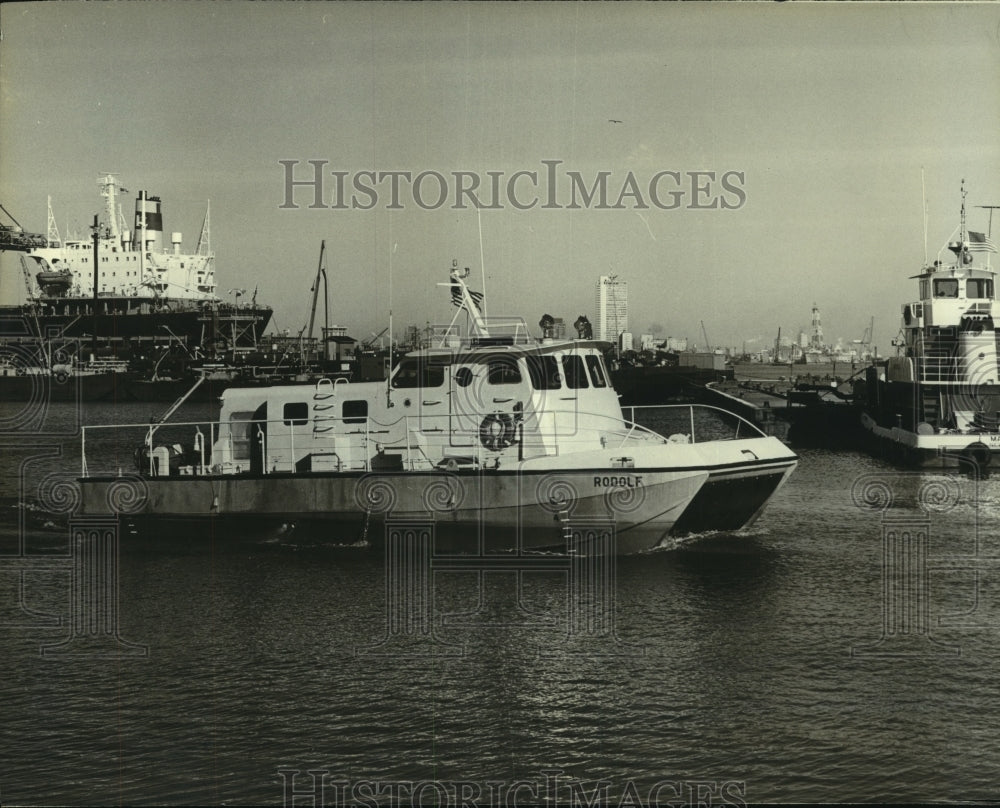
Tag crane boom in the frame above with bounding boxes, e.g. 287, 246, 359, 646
306, 240, 329, 342
0, 203, 47, 252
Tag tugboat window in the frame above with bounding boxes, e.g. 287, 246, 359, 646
525, 355, 562, 390
586, 354, 608, 387
342, 400, 368, 424
934, 279, 959, 298
455, 367, 474, 387
283, 402, 308, 426
488, 358, 521, 385
966, 279, 993, 299
561, 355, 590, 389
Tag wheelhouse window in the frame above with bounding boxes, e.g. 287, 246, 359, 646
392, 357, 445, 388
934, 278, 959, 298
487, 356, 521, 385
561, 354, 589, 389
455, 367, 474, 388
585, 354, 608, 388
283, 402, 308, 426
525, 355, 561, 390
342, 400, 368, 424
966, 279, 993, 299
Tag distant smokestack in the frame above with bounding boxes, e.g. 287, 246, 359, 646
132, 192, 163, 252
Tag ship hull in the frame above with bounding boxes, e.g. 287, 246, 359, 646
80, 467, 704, 554
860, 411, 1000, 472
0, 300, 272, 347
79, 454, 796, 553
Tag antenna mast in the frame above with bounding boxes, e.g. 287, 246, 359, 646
196, 199, 211, 255
46, 196, 61, 247
960, 178, 967, 244
977, 205, 1000, 239
921, 168, 928, 265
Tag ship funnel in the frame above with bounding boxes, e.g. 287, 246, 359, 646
172, 232, 182, 254
131, 192, 163, 252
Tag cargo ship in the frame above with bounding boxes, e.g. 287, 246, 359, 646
1, 174, 272, 364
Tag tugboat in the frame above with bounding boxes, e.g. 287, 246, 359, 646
857, 183, 1000, 470
78, 262, 798, 553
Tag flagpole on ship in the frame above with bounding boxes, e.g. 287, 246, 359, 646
478, 205, 487, 321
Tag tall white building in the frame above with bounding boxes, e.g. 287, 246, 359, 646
595, 275, 628, 343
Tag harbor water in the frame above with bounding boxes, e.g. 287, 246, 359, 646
2, 402, 1000, 805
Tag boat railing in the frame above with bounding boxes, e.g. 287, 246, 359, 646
917, 356, 963, 382
621, 403, 767, 443
79, 404, 767, 479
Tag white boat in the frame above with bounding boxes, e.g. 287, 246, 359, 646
857, 183, 1000, 470
78, 263, 797, 553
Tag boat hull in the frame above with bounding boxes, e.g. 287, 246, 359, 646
860, 412, 999, 472
80, 452, 796, 553
80, 467, 706, 554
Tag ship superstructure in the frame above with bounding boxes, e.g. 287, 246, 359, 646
26, 174, 217, 302
858, 182, 1000, 469
3, 174, 271, 354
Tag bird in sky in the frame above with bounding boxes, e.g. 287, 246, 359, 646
608, 119, 622, 124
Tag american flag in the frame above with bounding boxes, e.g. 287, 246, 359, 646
968, 231, 998, 253
451, 283, 484, 311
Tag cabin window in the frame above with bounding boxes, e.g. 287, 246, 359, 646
455, 367, 474, 387
561, 355, 589, 389
230, 410, 254, 462
488, 357, 521, 385
392, 358, 445, 388
283, 402, 308, 426
342, 400, 368, 424
934, 279, 959, 298
586, 354, 608, 388
966, 279, 993, 299
525, 355, 562, 390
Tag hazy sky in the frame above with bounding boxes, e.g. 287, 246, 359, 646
1, 2, 998, 352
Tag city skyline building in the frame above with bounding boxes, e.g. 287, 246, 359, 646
595, 274, 628, 343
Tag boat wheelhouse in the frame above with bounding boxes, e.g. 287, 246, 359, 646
79, 263, 797, 553
858, 183, 1000, 469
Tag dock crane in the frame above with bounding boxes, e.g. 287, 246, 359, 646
700, 320, 711, 352
306, 240, 329, 342
363, 327, 389, 350
852, 316, 875, 358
